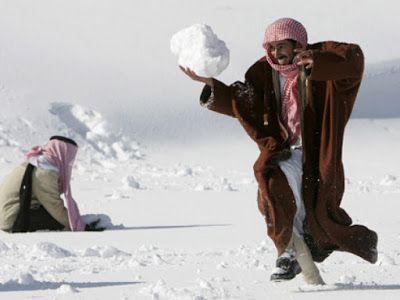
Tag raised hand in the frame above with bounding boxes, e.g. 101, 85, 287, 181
179, 66, 214, 87
293, 49, 314, 70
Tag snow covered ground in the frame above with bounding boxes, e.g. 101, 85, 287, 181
0, 113, 399, 299
0, 0, 400, 299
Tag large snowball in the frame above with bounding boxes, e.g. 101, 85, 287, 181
170, 24, 230, 77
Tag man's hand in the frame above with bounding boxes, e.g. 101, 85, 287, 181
85, 219, 105, 231
294, 49, 314, 70
179, 66, 214, 87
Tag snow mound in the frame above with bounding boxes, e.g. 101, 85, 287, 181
194, 184, 212, 191
139, 278, 230, 300
220, 177, 237, 191
0, 273, 78, 292
56, 284, 79, 294
170, 24, 230, 77
0, 123, 19, 148
175, 166, 193, 177
2, 273, 38, 286
81, 245, 131, 258
81, 213, 124, 230
122, 175, 142, 189
0, 240, 10, 252
376, 253, 396, 266
49, 102, 143, 161
339, 274, 356, 284
29, 242, 74, 259
380, 174, 397, 186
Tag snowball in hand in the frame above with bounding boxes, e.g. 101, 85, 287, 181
170, 24, 230, 77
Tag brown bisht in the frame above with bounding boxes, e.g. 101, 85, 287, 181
199, 41, 378, 263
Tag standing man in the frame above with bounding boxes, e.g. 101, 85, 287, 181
180, 18, 378, 285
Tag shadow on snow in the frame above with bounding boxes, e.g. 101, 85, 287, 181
0, 280, 143, 292
296, 282, 400, 293
114, 223, 232, 230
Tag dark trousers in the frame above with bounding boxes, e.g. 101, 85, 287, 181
28, 206, 65, 231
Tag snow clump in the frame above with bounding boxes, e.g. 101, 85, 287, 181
49, 102, 143, 161
0, 240, 10, 252
56, 284, 79, 294
380, 174, 397, 186
2, 272, 38, 286
81, 245, 131, 258
338, 273, 356, 284
122, 175, 141, 189
29, 242, 74, 259
81, 213, 123, 229
170, 24, 230, 77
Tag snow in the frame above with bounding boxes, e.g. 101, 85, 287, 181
170, 24, 230, 77
0, 0, 400, 299
2, 123, 399, 299
49, 102, 143, 161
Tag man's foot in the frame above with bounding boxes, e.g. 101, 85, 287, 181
270, 251, 302, 281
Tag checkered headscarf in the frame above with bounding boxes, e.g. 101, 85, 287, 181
263, 17, 308, 50
262, 18, 308, 145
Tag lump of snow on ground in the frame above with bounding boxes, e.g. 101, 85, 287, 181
28, 242, 74, 259
81, 213, 124, 230
338, 273, 356, 284
139, 278, 230, 300
380, 174, 397, 186
170, 24, 229, 77
0, 123, 19, 147
376, 253, 396, 266
80, 245, 131, 258
0, 240, 10, 252
56, 284, 79, 294
49, 102, 143, 161
194, 184, 212, 191
122, 175, 142, 189
2, 272, 37, 286
220, 177, 237, 191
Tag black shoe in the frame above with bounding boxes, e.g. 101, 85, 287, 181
270, 254, 302, 281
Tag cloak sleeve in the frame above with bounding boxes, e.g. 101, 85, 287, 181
309, 42, 364, 81
199, 79, 236, 118
199, 60, 286, 158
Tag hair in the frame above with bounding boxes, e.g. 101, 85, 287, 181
50, 136, 78, 147
287, 39, 298, 48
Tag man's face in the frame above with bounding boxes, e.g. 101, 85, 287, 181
268, 39, 296, 65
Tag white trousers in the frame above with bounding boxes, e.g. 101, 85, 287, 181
278, 148, 305, 235
278, 149, 325, 284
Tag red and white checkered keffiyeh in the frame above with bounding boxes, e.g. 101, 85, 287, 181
262, 18, 308, 145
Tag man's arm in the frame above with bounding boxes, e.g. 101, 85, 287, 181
180, 63, 288, 163
307, 42, 364, 81
180, 66, 236, 117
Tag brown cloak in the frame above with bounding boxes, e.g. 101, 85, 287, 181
200, 41, 378, 263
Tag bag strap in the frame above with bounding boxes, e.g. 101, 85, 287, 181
11, 164, 36, 232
